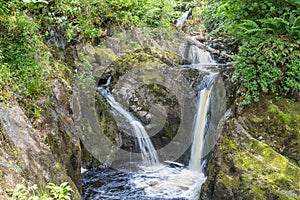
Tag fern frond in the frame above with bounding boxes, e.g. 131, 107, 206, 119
240, 19, 260, 29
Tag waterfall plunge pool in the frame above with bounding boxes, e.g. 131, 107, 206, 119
82, 163, 206, 200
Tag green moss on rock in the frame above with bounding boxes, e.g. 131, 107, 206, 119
244, 96, 300, 166
200, 110, 300, 200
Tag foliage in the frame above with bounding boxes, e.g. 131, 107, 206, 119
7, 182, 73, 200
204, 0, 300, 34
0, 2, 49, 101
0, 0, 186, 101
22, 0, 183, 41
46, 182, 73, 200
203, 0, 300, 103
234, 36, 300, 104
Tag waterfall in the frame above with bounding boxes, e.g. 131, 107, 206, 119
189, 75, 215, 172
187, 45, 212, 65
82, 43, 226, 199
176, 8, 192, 27
98, 88, 159, 166
186, 44, 217, 172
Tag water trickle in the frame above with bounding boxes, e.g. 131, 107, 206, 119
98, 88, 159, 166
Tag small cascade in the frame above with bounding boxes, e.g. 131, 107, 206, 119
187, 45, 212, 65
176, 8, 192, 27
189, 75, 215, 172
98, 87, 159, 166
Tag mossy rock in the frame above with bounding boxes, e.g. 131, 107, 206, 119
98, 48, 182, 87
200, 115, 300, 200
243, 96, 300, 166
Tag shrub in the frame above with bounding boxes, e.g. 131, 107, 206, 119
234, 35, 299, 104
203, 0, 300, 104
0, 3, 49, 100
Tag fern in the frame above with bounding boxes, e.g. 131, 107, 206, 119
237, 19, 274, 36
240, 19, 260, 29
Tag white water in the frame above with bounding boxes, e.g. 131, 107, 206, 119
99, 88, 159, 166
176, 8, 192, 27
187, 45, 213, 65
188, 45, 216, 172
189, 86, 212, 172
132, 164, 206, 200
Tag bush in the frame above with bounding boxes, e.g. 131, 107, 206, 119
0, 0, 187, 105
234, 35, 300, 104
203, 0, 300, 104
0, 3, 49, 100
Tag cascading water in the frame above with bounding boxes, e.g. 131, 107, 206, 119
189, 75, 215, 172
98, 87, 159, 166
82, 44, 225, 200
176, 8, 192, 27
187, 45, 213, 65
186, 44, 217, 173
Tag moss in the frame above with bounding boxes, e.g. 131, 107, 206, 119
279, 112, 292, 124
268, 103, 279, 113
97, 47, 182, 88
233, 131, 300, 198
201, 113, 300, 200
223, 137, 237, 150
252, 116, 263, 123
243, 96, 300, 166
92, 47, 118, 72
216, 172, 234, 188
56, 162, 62, 171
250, 184, 265, 199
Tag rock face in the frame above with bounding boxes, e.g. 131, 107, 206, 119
0, 102, 80, 199
0, 103, 62, 182
200, 98, 300, 200
0, 72, 82, 199
46, 78, 82, 193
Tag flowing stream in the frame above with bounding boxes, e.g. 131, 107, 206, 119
82, 45, 223, 200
